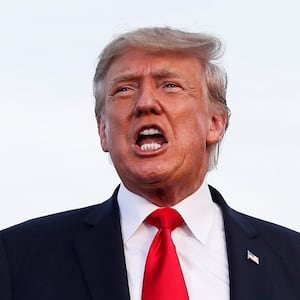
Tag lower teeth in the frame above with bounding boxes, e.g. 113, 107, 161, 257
140, 143, 161, 151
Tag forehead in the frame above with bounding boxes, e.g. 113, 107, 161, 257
105, 47, 204, 81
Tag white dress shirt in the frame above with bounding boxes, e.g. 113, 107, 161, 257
117, 179, 229, 300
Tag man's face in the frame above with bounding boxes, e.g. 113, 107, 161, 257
98, 48, 225, 203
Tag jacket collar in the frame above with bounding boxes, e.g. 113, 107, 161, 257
209, 186, 271, 300
73, 186, 130, 300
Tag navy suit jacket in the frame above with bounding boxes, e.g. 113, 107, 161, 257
0, 186, 299, 299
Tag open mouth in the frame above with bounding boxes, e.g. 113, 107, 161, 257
136, 127, 168, 152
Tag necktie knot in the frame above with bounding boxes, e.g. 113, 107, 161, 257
145, 208, 184, 231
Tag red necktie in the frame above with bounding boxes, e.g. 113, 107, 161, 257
142, 208, 189, 300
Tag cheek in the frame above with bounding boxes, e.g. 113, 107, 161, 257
191, 120, 210, 152
104, 112, 130, 150
175, 121, 207, 157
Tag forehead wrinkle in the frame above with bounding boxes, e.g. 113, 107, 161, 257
151, 67, 184, 80
110, 64, 187, 83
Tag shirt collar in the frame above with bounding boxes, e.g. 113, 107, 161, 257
117, 178, 216, 244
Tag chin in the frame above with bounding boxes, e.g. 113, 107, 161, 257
138, 169, 183, 190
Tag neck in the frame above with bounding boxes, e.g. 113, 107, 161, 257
124, 176, 207, 207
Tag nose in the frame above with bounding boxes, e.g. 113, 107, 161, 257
134, 84, 162, 117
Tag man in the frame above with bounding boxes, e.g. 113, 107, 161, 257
0, 27, 299, 299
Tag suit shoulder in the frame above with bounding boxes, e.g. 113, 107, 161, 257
232, 209, 300, 251
239, 210, 299, 237
0, 198, 115, 246
209, 185, 300, 241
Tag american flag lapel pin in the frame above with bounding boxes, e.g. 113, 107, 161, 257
247, 250, 260, 265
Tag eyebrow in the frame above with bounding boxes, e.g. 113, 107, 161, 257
110, 68, 184, 85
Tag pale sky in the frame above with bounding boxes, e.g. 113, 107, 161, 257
1, 0, 300, 231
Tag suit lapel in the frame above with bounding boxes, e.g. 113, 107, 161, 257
209, 186, 271, 300
73, 188, 130, 300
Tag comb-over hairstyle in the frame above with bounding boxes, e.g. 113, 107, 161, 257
93, 27, 230, 169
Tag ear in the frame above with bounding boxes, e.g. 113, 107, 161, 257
97, 116, 109, 152
206, 111, 227, 145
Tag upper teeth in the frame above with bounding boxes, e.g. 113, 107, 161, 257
140, 128, 162, 136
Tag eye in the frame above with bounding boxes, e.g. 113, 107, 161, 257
162, 82, 182, 93
111, 85, 135, 97
116, 86, 133, 93
165, 83, 178, 88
